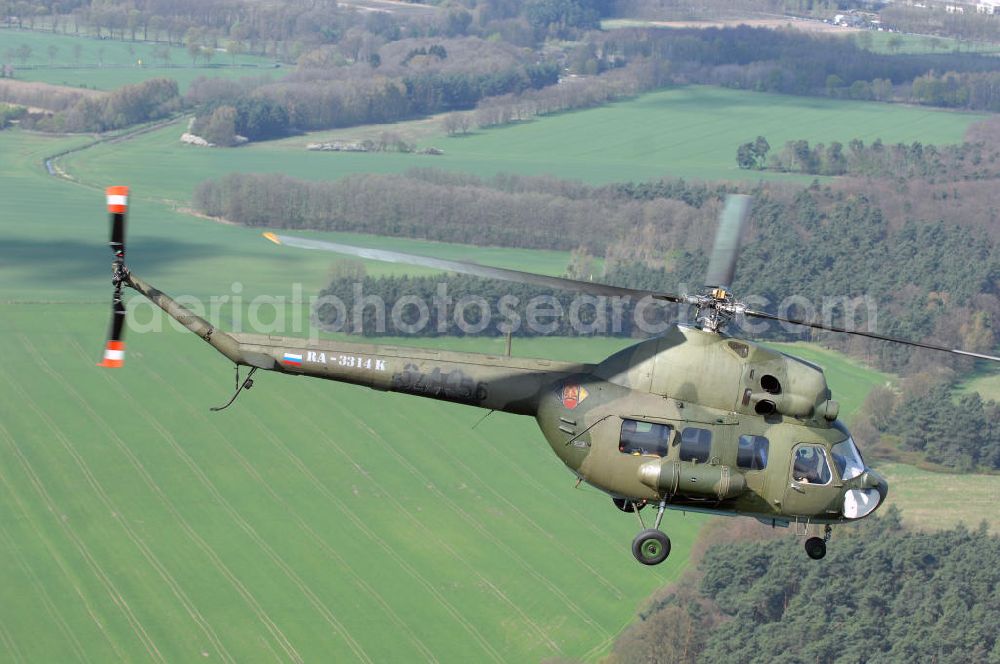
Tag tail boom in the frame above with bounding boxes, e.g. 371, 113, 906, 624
126, 274, 583, 416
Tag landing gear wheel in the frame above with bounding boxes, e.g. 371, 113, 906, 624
613, 498, 645, 513
632, 529, 671, 566
804, 536, 827, 560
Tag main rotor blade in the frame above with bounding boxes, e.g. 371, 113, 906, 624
745, 308, 1000, 363
263, 233, 691, 303
704, 194, 753, 290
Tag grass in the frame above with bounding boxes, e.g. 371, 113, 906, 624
59, 86, 988, 200
0, 27, 280, 91
877, 462, 1000, 534
856, 31, 1000, 56
956, 367, 1000, 402
21, 65, 284, 93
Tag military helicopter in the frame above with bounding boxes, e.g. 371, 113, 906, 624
100, 187, 1000, 565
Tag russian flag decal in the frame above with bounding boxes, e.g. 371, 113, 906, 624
283, 352, 303, 366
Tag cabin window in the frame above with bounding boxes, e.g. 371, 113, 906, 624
737, 435, 769, 471
792, 445, 832, 485
679, 427, 712, 463
619, 419, 672, 457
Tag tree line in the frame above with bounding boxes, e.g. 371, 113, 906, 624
596, 25, 1000, 112
0, 78, 101, 112
11, 77, 180, 132
314, 271, 682, 338
609, 509, 1000, 663
881, 4, 1000, 44
739, 133, 1000, 181
196, 168, 1000, 378
181, 37, 561, 140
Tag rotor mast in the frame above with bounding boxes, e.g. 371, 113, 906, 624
693, 194, 753, 334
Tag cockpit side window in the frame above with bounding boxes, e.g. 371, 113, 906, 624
737, 435, 769, 471
620, 419, 672, 457
679, 427, 712, 463
792, 445, 832, 485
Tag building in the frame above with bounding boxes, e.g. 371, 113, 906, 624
977, 0, 999, 13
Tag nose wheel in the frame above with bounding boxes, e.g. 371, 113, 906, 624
624, 499, 671, 566
804, 525, 833, 560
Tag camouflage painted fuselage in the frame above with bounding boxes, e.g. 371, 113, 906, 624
130, 275, 887, 527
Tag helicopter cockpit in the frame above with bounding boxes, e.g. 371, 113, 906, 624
785, 423, 884, 527
831, 435, 882, 519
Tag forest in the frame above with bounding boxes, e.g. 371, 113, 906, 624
197, 168, 1000, 371
608, 509, 1000, 664
853, 379, 1000, 472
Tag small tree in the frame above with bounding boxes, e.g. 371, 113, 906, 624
226, 40, 244, 65
736, 143, 755, 170
442, 112, 462, 135
202, 105, 238, 146
152, 45, 169, 66
15, 44, 32, 66
752, 136, 770, 167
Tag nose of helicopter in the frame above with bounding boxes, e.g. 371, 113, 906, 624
843, 468, 889, 520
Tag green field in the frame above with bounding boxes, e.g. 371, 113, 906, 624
957, 368, 1000, 402
58, 86, 987, 200
21, 65, 285, 93
877, 462, 1000, 533
0, 27, 279, 91
858, 30, 1000, 55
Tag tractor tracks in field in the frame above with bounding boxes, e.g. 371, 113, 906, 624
0, 392, 161, 662
18, 336, 239, 663
67, 340, 374, 664
0, 518, 92, 662
0, 422, 129, 662
48, 338, 304, 663
261, 383, 607, 645
148, 353, 509, 662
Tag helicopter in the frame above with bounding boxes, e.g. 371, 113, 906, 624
99, 187, 1000, 565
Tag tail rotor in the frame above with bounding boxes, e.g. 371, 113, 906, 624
98, 186, 129, 368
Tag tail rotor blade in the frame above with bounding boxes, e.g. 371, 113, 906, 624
98, 298, 126, 368
100, 185, 129, 368
107, 185, 128, 259
704, 194, 753, 290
